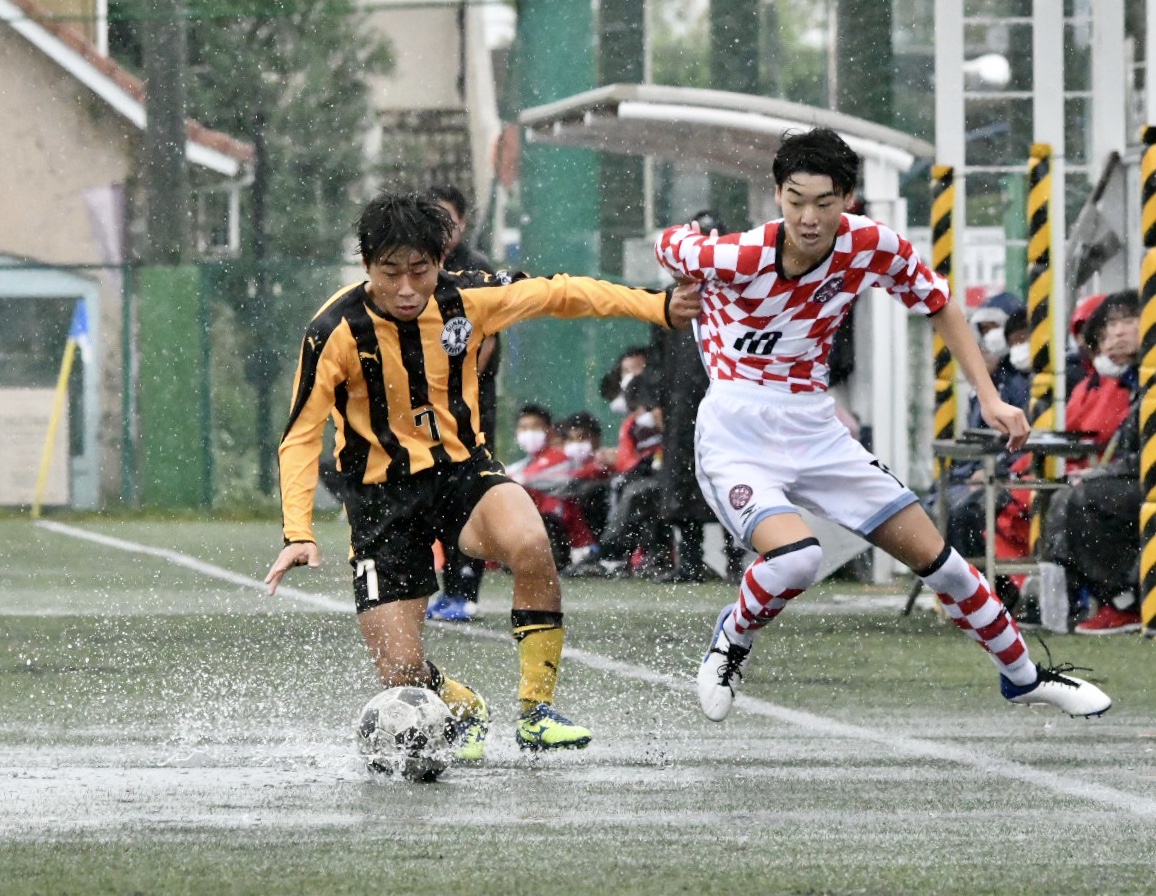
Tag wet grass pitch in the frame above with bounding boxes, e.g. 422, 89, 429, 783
2, 517, 1155, 895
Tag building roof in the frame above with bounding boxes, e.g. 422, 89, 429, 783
519, 83, 934, 181
1, 0, 253, 176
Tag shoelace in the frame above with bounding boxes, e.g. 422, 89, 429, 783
712, 643, 748, 686
1035, 663, 1087, 688
1033, 635, 1094, 688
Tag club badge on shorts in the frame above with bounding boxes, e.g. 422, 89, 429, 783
729, 484, 753, 510
440, 317, 473, 356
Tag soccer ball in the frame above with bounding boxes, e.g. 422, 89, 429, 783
355, 686, 455, 782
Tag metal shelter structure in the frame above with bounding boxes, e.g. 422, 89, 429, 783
933, 0, 1133, 434
519, 83, 934, 582
0, 258, 103, 509
935, 0, 1156, 633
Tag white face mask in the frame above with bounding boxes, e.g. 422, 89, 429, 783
608, 395, 629, 416
1008, 342, 1032, 372
563, 440, 594, 462
982, 327, 1008, 358
1092, 354, 1129, 379
634, 410, 657, 429
515, 429, 548, 455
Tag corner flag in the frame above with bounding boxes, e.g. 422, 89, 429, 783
32, 299, 88, 518
68, 299, 92, 364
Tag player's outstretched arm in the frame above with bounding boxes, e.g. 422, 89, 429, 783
265, 541, 321, 596
929, 299, 1030, 450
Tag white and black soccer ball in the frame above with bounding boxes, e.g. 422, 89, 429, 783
355, 686, 454, 782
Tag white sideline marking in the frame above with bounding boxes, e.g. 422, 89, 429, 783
35, 520, 348, 613
38, 520, 1156, 819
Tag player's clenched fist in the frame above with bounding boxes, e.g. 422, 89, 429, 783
668, 282, 703, 329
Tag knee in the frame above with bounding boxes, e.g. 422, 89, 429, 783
765, 538, 823, 590
502, 527, 558, 576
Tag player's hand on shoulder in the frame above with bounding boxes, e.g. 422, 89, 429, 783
265, 541, 321, 596
668, 281, 703, 329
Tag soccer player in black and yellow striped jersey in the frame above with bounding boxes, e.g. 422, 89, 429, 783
265, 190, 702, 761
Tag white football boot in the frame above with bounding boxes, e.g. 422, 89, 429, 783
696, 604, 751, 722
1001, 663, 1112, 717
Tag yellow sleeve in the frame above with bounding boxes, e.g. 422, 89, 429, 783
463, 274, 672, 334
278, 326, 348, 545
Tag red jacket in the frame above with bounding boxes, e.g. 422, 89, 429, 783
1065, 372, 1133, 460
613, 412, 663, 474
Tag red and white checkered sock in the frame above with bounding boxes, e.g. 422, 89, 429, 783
918, 546, 1035, 685
724, 538, 823, 648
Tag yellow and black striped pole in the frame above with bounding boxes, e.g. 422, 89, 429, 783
1026, 143, 1058, 552
930, 165, 957, 466
1139, 126, 1156, 636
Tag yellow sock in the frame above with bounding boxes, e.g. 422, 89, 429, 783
514, 625, 563, 710
437, 676, 486, 721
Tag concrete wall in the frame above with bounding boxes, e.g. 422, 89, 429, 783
363, 7, 462, 114
0, 24, 136, 505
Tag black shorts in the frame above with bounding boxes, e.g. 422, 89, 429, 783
346, 448, 511, 612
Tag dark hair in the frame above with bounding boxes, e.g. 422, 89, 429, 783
518, 403, 553, 427
624, 374, 658, 412
1083, 288, 1139, 353
356, 191, 455, 265
428, 183, 469, 218
599, 346, 650, 401
691, 209, 729, 235
1004, 308, 1028, 337
772, 128, 860, 196
561, 411, 602, 441
619, 345, 649, 367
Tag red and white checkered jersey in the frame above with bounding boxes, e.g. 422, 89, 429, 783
655, 214, 950, 392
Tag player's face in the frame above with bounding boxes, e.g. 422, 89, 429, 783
776, 173, 846, 265
364, 247, 441, 321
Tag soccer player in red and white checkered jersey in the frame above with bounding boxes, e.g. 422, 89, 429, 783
654, 127, 1111, 722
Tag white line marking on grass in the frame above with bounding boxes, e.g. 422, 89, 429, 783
35, 521, 349, 613
41, 521, 1156, 819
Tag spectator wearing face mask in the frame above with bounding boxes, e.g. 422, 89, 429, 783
1062, 291, 1139, 461
555, 411, 613, 561
966, 292, 1025, 428
998, 308, 1032, 413
1009, 290, 1140, 630
507, 404, 601, 570
600, 346, 650, 418
565, 377, 672, 578
931, 297, 1029, 612
1065, 292, 1106, 396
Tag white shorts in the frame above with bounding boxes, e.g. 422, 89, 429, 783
694, 381, 918, 549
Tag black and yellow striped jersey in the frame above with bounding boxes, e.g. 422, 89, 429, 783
279, 269, 673, 543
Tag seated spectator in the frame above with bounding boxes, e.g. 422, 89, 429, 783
1065, 292, 1106, 397
1031, 290, 1142, 632
1063, 293, 1139, 459
507, 403, 599, 569
927, 298, 1028, 556
998, 308, 1032, 414
555, 411, 613, 549
599, 345, 650, 423
565, 377, 673, 578
966, 292, 1026, 428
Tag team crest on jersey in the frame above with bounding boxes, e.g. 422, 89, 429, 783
728, 484, 753, 510
440, 317, 473, 356
811, 275, 845, 305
